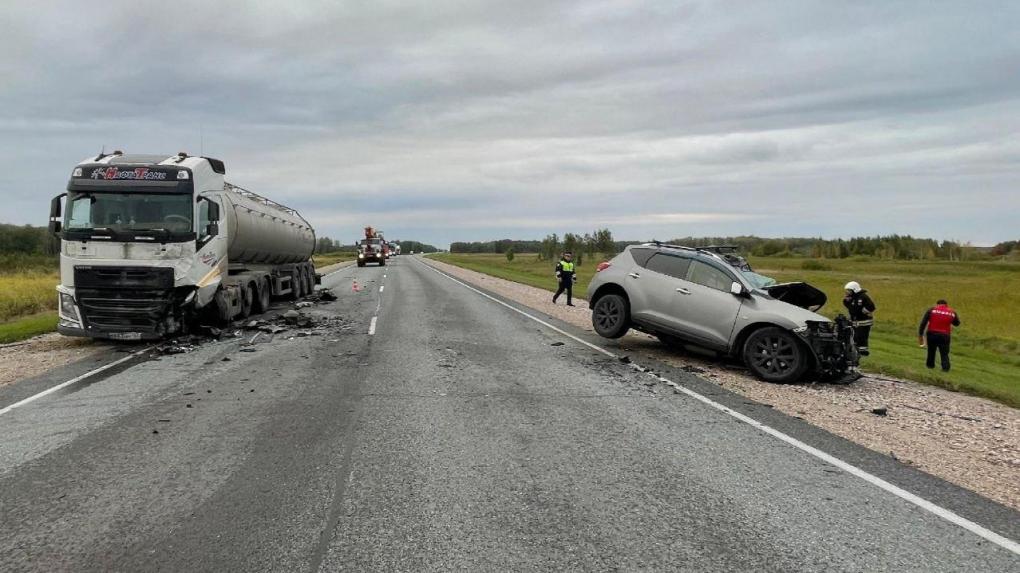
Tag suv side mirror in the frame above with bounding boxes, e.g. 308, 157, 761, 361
48, 194, 65, 236
730, 281, 747, 297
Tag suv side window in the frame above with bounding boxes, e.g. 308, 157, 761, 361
645, 253, 691, 280
687, 260, 734, 291
629, 247, 657, 267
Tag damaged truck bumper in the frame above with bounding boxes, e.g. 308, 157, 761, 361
59, 266, 195, 341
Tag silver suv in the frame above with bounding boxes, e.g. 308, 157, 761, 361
587, 244, 859, 383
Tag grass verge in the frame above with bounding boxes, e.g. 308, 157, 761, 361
313, 252, 357, 267
0, 312, 59, 344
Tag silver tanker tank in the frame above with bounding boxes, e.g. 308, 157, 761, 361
213, 183, 315, 265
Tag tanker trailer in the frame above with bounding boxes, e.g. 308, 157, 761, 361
48, 151, 317, 340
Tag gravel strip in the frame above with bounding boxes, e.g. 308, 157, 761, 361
425, 256, 1020, 511
0, 333, 109, 388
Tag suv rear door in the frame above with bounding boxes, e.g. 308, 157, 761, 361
671, 259, 743, 349
629, 251, 692, 331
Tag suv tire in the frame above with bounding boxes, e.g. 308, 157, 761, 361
743, 327, 808, 383
592, 294, 630, 338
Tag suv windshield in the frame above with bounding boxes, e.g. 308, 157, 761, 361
66, 192, 193, 235
740, 270, 778, 289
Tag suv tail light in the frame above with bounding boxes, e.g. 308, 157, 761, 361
596, 261, 611, 272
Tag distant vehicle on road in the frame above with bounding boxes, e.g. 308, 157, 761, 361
358, 227, 387, 267
48, 151, 317, 341
587, 243, 859, 383
390, 243, 401, 256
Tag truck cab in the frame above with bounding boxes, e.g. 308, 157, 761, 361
50, 152, 316, 340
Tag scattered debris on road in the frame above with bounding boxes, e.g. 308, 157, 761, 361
871, 406, 889, 417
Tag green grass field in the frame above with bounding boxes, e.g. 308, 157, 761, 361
433, 252, 1020, 408
312, 251, 358, 267
0, 261, 60, 344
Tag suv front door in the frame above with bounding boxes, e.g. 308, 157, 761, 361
671, 259, 743, 349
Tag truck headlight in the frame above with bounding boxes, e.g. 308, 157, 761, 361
358, 254, 365, 259
59, 292, 81, 323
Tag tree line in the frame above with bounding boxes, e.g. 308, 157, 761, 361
451, 232, 1020, 262
452, 229, 618, 265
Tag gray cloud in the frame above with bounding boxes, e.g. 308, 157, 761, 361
1, 0, 1018, 246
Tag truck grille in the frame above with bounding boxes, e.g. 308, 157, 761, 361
74, 266, 175, 332
75, 266, 174, 290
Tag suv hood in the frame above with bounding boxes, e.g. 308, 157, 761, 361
762, 282, 827, 312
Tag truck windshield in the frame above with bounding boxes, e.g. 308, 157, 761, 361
65, 192, 193, 235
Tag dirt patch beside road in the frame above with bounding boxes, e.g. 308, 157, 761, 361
0, 333, 110, 388
424, 257, 1020, 512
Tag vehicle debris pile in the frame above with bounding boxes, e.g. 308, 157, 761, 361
150, 290, 346, 356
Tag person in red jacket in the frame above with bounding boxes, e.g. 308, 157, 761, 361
918, 299, 961, 372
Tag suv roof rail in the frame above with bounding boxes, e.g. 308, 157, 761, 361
641, 241, 743, 268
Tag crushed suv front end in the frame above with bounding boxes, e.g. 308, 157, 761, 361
795, 315, 861, 382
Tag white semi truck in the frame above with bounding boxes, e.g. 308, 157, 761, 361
49, 151, 317, 340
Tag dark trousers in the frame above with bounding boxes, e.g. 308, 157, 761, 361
554, 280, 573, 304
926, 332, 951, 372
854, 324, 871, 353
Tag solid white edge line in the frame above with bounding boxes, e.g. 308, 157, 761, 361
415, 257, 1020, 556
0, 347, 152, 417
368, 316, 378, 335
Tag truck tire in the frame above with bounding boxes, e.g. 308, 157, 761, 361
256, 278, 271, 313
304, 265, 315, 293
239, 284, 254, 319
592, 294, 630, 339
290, 271, 304, 300
379, 259, 386, 266
742, 327, 809, 383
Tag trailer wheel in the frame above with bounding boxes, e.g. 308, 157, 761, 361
255, 278, 272, 313
304, 265, 315, 294
238, 284, 254, 319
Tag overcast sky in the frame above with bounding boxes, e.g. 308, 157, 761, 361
2, 1, 1018, 247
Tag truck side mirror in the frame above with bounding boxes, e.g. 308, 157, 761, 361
207, 200, 220, 222
206, 222, 219, 237
730, 282, 747, 297
49, 194, 65, 236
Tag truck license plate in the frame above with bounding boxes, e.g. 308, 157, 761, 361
110, 332, 142, 341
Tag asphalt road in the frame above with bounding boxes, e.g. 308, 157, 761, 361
1, 256, 1017, 572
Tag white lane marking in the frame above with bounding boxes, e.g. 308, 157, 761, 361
379, 285, 385, 293
368, 316, 378, 336
416, 258, 1020, 556
383, 274, 387, 279
0, 347, 152, 417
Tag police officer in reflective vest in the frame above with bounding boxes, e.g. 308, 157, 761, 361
553, 252, 577, 306
843, 281, 876, 356
918, 299, 961, 372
